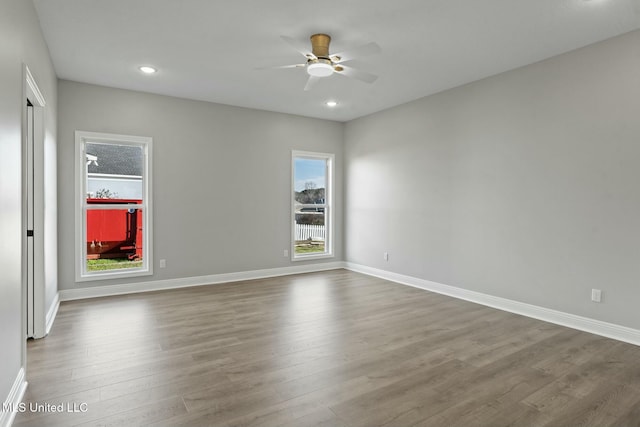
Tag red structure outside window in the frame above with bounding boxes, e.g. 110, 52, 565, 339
86, 198, 143, 261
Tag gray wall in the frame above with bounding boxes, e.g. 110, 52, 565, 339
0, 0, 57, 409
345, 30, 640, 330
57, 81, 343, 290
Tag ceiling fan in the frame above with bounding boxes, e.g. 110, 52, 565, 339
268, 34, 381, 91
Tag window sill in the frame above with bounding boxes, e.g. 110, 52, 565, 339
75, 268, 153, 283
292, 253, 334, 262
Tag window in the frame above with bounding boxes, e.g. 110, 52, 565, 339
292, 151, 333, 259
75, 131, 152, 281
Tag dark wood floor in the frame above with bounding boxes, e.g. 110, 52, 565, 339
14, 269, 640, 426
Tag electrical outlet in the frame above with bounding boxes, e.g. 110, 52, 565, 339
283, 249, 289, 257
591, 289, 602, 303
384, 252, 389, 261
159, 259, 166, 268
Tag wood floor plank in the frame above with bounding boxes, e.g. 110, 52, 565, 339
14, 269, 640, 426
540, 382, 640, 427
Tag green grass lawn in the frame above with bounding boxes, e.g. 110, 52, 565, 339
294, 241, 325, 254
87, 258, 143, 271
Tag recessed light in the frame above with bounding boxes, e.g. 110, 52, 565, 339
139, 66, 157, 74
326, 100, 338, 107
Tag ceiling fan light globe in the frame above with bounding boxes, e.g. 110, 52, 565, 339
307, 62, 334, 77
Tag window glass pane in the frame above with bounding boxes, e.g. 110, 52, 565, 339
292, 152, 332, 259
85, 142, 143, 200
86, 207, 144, 272
294, 210, 326, 255
77, 131, 151, 281
294, 158, 326, 205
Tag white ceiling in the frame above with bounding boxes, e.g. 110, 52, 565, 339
33, 0, 640, 122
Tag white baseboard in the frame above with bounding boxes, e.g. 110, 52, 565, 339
0, 368, 27, 427
344, 262, 640, 347
45, 292, 60, 336
59, 262, 344, 301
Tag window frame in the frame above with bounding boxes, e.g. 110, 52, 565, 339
74, 131, 153, 282
291, 150, 334, 261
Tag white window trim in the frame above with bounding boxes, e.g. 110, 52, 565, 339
291, 150, 334, 261
74, 131, 153, 282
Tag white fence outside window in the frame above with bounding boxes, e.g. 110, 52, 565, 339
295, 223, 325, 241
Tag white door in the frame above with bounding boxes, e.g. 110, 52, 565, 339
24, 66, 47, 340
26, 100, 35, 339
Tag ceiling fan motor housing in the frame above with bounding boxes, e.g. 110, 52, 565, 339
310, 33, 331, 58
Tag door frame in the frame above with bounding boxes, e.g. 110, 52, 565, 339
23, 65, 46, 341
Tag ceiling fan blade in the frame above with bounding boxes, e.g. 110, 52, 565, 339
331, 42, 381, 63
334, 65, 378, 84
281, 35, 317, 60
255, 63, 306, 70
303, 75, 321, 91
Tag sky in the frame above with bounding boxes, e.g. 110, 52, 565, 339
294, 158, 326, 191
